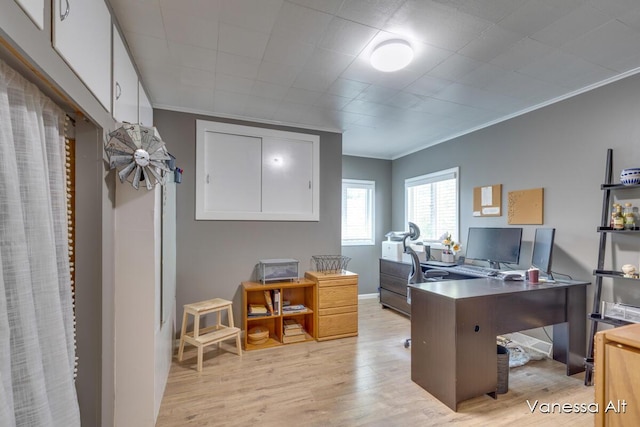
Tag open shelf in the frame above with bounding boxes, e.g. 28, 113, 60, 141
597, 226, 640, 232
593, 269, 640, 280
241, 279, 316, 351
588, 313, 633, 327
601, 183, 640, 190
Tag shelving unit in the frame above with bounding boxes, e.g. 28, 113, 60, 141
585, 148, 640, 385
241, 279, 316, 351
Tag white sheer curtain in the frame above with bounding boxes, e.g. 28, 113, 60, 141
0, 60, 80, 426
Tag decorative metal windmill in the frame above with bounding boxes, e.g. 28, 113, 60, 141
104, 124, 171, 190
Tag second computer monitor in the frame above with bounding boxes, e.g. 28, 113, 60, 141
465, 227, 523, 269
531, 228, 555, 279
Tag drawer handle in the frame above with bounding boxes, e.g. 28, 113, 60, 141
115, 82, 122, 100
60, 0, 70, 21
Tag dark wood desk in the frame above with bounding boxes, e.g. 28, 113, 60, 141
408, 277, 588, 411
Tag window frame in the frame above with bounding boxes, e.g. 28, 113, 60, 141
341, 179, 376, 246
404, 167, 459, 248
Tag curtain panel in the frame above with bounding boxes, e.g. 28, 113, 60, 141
0, 59, 80, 426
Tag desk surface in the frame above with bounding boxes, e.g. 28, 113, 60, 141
409, 277, 589, 299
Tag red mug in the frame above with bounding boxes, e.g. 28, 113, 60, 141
527, 268, 539, 283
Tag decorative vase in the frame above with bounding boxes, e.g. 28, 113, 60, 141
442, 251, 455, 263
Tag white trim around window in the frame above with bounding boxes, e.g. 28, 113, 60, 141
404, 167, 459, 246
342, 179, 375, 246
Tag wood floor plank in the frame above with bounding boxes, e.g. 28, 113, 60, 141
157, 299, 595, 426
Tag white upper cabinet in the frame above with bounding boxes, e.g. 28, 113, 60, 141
138, 82, 153, 127
113, 27, 139, 124
195, 120, 320, 221
53, 0, 111, 112
14, 0, 44, 29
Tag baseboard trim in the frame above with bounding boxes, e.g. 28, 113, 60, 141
358, 293, 379, 300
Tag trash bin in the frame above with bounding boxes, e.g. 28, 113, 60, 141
497, 344, 509, 394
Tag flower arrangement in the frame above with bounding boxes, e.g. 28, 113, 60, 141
440, 232, 460, 255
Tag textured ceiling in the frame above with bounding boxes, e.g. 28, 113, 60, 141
109, 0, 640, 159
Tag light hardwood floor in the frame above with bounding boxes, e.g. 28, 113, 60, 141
157, 298, 595, 426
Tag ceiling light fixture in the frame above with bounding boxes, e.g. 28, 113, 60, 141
370, 39, 414, 72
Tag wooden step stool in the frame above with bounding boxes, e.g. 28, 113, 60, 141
178, 298, 241, 372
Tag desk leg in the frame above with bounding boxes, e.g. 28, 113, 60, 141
553, 285, 586, 375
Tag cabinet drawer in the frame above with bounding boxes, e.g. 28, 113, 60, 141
318, 286, 357, 309
380, 273, 408, 296
318, 312, 358, 338
317, 277, 357, 288
319, 304, 357, 316
380, 288, 410, 316
380, 259, 411, 278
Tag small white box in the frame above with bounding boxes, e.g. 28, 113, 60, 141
382, 241, 403, 261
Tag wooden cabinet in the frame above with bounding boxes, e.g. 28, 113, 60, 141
113, 26, 139, 124
195, 120, 320, 221
595, 323, 640, 426
305, 271, 358, 341
241, 279, 316, 351
53, 0, 112, 111
379, 259, 411, 316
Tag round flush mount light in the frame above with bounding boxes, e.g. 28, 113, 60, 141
370, 39, 414, 72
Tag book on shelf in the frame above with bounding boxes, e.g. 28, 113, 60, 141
264, 290, 274, 315
282, 304, 307, 314
283, 319, 300, 328
248, 304, 269, 316
273, 289, 280, 315
282, 333, 307, 344
283, 319, 303, 335
284, 327, 304, 336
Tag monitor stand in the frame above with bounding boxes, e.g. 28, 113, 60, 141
489, 261, 501, 270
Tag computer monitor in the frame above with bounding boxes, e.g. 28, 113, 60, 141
531, 228, 555, 280
465, 227, 523, 269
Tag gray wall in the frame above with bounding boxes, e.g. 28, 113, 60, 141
341, 155, 392, 295
153, 110, 342, 328
392, 72, 640, 330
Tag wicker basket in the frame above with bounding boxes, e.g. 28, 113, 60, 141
312, 255, 351, 273
247, 326, 269, 345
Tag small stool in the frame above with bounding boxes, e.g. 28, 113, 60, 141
178, 298, 241, 372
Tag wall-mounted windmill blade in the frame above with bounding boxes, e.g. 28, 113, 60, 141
105, 123, 171, 190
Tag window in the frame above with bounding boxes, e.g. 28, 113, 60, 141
405, 167, 459, 244
342, 179, 375, 246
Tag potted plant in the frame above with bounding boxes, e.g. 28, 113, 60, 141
440, 232, 460, 263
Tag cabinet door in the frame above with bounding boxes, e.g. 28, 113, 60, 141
261, 137, 313, 215
113, 27, 139, 124
138, 83, 153, 127
15, 0, 44, 29
53, 0, 111, 111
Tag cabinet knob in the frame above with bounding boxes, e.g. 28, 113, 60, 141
60, 0, 70, 21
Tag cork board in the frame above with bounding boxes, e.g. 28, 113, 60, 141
473, 184, 502, 217
508, 188, 544, 224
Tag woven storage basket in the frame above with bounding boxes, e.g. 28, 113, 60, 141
248, 326, 269, 345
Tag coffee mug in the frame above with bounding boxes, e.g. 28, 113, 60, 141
527, 268, 539, 283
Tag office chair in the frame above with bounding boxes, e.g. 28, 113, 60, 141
402, 223, 448, 348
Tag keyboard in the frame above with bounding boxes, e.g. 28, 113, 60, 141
449, 265, 525, 280
449, 265, 499, 278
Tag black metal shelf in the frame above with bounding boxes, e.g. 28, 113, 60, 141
597, 226, 640, 232
593, 269, 640, 280
588, 313, 633, 327
601, 183, 640, 190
